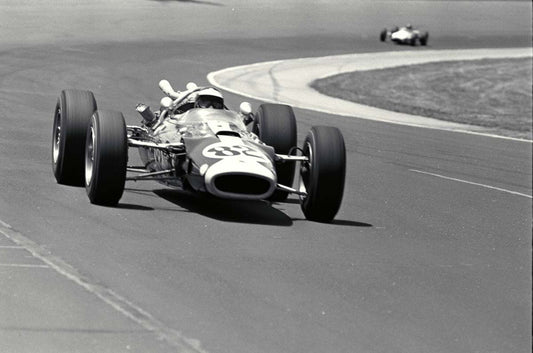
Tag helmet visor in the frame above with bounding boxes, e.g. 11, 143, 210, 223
197, 96, 223, 109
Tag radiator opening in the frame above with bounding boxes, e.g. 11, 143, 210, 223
214, 174, 271, 195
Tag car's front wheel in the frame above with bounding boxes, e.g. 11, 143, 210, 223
252, 103, 297, 201
85, 110, 127, 206
299, 126, 346, 222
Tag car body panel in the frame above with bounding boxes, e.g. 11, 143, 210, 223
391, 28, 417, 42
381, 25, 428, 45
136, 107, 278, 200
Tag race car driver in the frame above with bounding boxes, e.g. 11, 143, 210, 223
194, 87, 224, 109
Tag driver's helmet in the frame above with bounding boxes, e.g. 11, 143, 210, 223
194, 88, 224, 109
406, 24, 413, 30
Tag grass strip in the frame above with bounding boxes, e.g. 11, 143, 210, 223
311, 58, 532, 139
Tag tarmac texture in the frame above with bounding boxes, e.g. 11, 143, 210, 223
0, 1, 531, 352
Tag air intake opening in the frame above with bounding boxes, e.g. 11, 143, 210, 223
214, 174, 271, 195
216, 131, 240, 137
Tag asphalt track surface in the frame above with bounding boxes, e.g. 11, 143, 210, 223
1, 1, 532, 353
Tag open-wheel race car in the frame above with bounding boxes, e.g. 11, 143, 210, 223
380, 24, 429, 46
51, 80, 346, 222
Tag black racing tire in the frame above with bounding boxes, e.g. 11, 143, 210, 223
52, 89, 97, 186
299, 126, 346, 223
85, 110, 127, 206
252, 103, 297, 201
420, 32, 429, 46
410, 37, 417, 46
380, 29, 387, 42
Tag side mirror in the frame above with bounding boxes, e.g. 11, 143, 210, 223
239, 102, 254, 125
186, 82, 198, 91
239, 102, 252, 115
160, 97, 173, 109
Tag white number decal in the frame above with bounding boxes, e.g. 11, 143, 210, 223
203, 143, 266, 160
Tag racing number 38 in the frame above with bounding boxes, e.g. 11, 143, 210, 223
203, 144, 266, 160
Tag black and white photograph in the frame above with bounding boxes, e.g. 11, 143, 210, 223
0, 0, 531, 352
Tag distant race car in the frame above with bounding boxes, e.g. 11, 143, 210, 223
51, 80, 346, 222
380, 25, 429, 46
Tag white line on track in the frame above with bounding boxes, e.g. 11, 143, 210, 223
0, 263, 50, 268
0, 219, 208, 353
410, 169, 533, 199
0, 245, 24, 248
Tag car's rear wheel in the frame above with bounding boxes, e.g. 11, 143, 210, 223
85, 110, 127, 206
252, 103, 297, 201
299, 126, 346, 223
52, 89, 97, 185
380, 29, 387, 42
